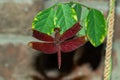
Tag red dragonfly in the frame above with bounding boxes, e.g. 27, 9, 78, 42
28, 22, 86, 69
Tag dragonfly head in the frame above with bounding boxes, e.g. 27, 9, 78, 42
54, 28, 60, 33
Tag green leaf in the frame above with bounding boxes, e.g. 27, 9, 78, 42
73, 3, 82, 21
56, 4, 77, 34
32, 6, 55, 35
66, 2, 82, 21
86, 9, 107, 47
78, 7, 90, 36
78, 27, 86, 36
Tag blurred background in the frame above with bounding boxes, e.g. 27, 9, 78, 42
0, 0, 120, 80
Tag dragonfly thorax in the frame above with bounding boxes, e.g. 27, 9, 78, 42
54, 28, 61, 45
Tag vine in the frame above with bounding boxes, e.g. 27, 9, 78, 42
104, 0, 115, 80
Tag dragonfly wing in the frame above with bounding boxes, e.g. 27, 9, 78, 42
61, 36, 86, 53
60, 22, 81, 41
28, 42, 57, 54
32, 29, 54, 41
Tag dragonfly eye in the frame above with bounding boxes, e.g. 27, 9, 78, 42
54, 28, 60, 32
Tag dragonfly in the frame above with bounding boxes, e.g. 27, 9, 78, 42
28, 22, 86, 69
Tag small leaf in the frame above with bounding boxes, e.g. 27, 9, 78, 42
86, 9, 107, 47
66, 2, 82, 21
56, 4, 77, 34
32, 6, 55, 34
78, 7, 90, 36
73, 3, 82, 21
78, 27, 86, 36
80, 7, 89, 22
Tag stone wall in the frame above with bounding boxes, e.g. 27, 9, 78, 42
0, 0, 44, 80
